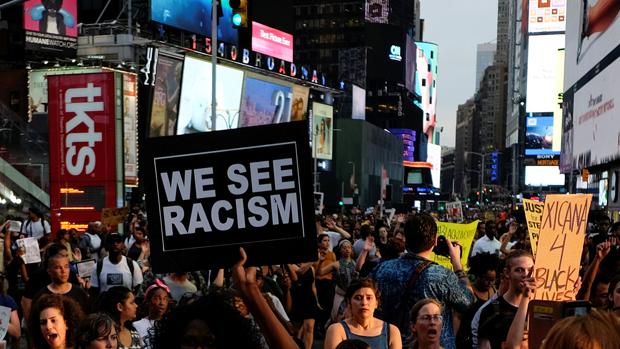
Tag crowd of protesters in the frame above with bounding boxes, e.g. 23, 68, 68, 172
0, 203, 619, 349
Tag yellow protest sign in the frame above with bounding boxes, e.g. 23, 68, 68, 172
523, 199, 545, 257
431, 221, 479, 270
533, 194, 592, 301
101, 207, 130, 227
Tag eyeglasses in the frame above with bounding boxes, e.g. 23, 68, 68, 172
417, 314, 443, 322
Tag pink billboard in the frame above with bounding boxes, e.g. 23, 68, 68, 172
252, 21, 293, 62
23, 0, 78, 37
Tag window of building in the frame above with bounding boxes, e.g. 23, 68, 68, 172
422, 78, 426, 86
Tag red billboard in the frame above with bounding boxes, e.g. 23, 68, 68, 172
252, 21, 294, 62
48, 73, 117, 233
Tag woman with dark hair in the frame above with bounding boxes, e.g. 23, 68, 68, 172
608, 273, 620, 314
324, 278, 401, 349
99, 286, 141, 349
28, 294, 85, 349
133, 279, 171, 347
409, 299, 443, 349
75, 313, 118, 349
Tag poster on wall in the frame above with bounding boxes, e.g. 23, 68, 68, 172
291, 85, 310, 121
142, 121, 316, 272
149, 55, 183, 137
239, 73, 294, 127
23, 0, 78, 55
123, 74, 138, 186
311, 102, 333, 160
177, 56, 244, 134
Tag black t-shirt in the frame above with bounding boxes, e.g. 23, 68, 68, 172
478, 295, 518, 349
33, 284, 91, 314
23, 267, 79, 299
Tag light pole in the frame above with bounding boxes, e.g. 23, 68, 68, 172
465, 151, 485, 206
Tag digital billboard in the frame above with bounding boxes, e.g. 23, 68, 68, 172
47, 73, 118, 233
427, 143, 441, 189
525, 114, 559, 156
525, 166, 565, 186
252, 21, 293, 62
571, 55, 620, 168
311, 102, 333, 160
123, 74, 138, 187
177, 55, 244, 134
365, 0, 389, 23
23, 0, 78, 55
405, 34, 416, 93
365, 24, 405, 84
564, 0, 620, 89
528, 0, 566, 33
415, 42, 438, 138
149, 54, 183, 138
525, 34, 565, 113
352, 84, 366, 120
150, 0, 238, 44
239, 73, 294, 127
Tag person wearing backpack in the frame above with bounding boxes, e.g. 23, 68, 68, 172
21, 207, 51, 240
79, 221, 103, 261
89, 233, 143, 295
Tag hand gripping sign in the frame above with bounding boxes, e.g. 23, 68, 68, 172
143, 121, 316, 273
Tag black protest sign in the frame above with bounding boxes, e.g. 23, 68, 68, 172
143, 121, 316, 272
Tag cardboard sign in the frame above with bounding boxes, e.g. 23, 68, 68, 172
16, 238, 41, 264
533, 194, 592, 301
446, 201, 464, 222
143, 121, 316, 272
101, 207, 130, 227
0, 305, 10, 340
523, 199, 545, 256
431, 221, 479, 270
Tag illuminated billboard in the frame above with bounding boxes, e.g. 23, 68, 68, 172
123, 74, 138, 187
525, 34, 565, 113
252, 21, 293, 62
150, 0, 238, 44
525, 166, 565, 186
352, 84, 366, 120
525, 114, 559, 156
311, 102, 333, 160
366, 24, 405, 84
528, 0, 566, 33
427, 143, 441, 189
23, 0, 78, 55
148, 54, 183, 138
47, 73, 118, 233
239, 73, 294, 127
177, 55, 244, 134
414, 42, 438, 139
564, 0, 620, 89
365, 0, 389, 23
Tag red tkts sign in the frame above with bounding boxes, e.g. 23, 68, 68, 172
48, 73, 117, 233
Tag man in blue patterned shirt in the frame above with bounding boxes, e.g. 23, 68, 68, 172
370, 213, 474, 349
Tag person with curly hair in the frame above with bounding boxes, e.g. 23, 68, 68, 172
75, 313, 118, 349
28, 294, 85, 349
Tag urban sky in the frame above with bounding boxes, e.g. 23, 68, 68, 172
420, 0, 499, 148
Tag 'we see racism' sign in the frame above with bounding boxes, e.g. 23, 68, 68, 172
143, 121, 316, 272
533, 194, 592, 301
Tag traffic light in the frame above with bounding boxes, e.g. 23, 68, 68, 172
229, 0, 248, 28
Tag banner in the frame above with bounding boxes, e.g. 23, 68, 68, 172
311, 102, 333, 160
431, 221, 479, 270
523, 198, 545, 256
123, 74, 138, 186
533, 194, 592, 301
445, 201, 464, 222
48, 73, 118, 233
143, 121, 316, 272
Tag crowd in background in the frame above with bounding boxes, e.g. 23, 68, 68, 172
0, 202, 618, 349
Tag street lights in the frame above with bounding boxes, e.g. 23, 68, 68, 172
465, 151, 485, 205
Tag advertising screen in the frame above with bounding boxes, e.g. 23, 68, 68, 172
525, 114, 559, 156
149, 54, 183, 137
352, 84, 366, 120
23, 0, 78, 55
405, 34, 416, 93
365, 0, 389, 23
525, 34, 565, 113
123, 74, 138, 186
239, 73, 294, 127
47, 73, 118, 233
564, 0, 620, 89
427, 143, 441, 189
525, 166, 565, 186
528, 0, 566, 33
252, 21, 293, 62
150, 0, 238, 44
571, 55, 620, 168
311, 102, 333, 160
415, 42, 438, 136
177, 56, 244, 134
365, 24, 405, 84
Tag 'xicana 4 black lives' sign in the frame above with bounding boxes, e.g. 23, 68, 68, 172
144, 121, 316, 272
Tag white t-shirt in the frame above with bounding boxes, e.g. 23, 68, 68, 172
325, 231, 342, 251
162, 276, 198, 303
90, 256, 143, 292
133, 318, 155, 348
471, 235, 502, 256
21, 219, 51, 239
83, 233, 102, 261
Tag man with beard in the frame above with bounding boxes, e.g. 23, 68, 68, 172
477, 250, 534, 349
89, 233, 143, 294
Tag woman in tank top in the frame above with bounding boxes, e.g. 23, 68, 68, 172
324, 278, 402, 349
